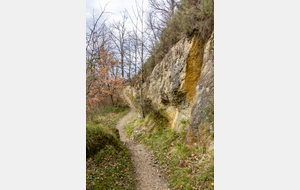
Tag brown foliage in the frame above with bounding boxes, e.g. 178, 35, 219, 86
86, 46, 125, 112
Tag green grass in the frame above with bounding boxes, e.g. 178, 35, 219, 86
86, 124, 120, 158
86, 102, 135, 190
86, 144, 135, 190
180, 118, 189, 125
125, 88, 139, 109
92, 105, 129, 127
124, 111, 214, 190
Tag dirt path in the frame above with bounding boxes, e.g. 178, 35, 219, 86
116, 86, 169, 190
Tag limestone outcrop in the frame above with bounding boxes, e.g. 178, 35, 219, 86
128, 32, 214, 146
188, 32, 214, 145
146, 32, 214, 145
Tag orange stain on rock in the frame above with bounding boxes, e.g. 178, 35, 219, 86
184, 37, 204, 104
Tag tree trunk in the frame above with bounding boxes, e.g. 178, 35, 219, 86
140, 69, 144, 118
121, 52, 124, 78
140, 13, 145, 118
111, 94, 114, 106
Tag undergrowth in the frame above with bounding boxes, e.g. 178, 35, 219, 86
125, 88, 139, 110
86, 144, 135, 190
128, 0, 214, 83
124, 94, 214, 190
86, 98, 135, 190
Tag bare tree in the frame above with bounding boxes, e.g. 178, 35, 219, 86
144, 11, 160, 68
146, 12, 160, 44
149, 0, 178, 18
86, 4, 108, 95
86, 2, 114, 74
126, 0, 148, 118
124, 36, 133, 80
110, 12, 127, 78
86, 2, 126, 106
148, 0, 179, 32
131, 24, 139, 76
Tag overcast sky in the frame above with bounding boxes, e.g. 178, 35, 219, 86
86, 0, 150, 31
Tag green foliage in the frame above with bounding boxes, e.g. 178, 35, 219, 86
142, 98, 169, 127
176, 0, 214, 39
86, 144, 135, 190
180, 118, 189, 125
86, 104, 135, 189
124, 90, 214, 189
140, 0, 214, 81
124, 112, 214, 189
86, 103, 130, 158
86, 124, 119, 158
86, 99, 129, 125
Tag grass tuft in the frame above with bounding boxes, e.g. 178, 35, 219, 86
124, 109, 214, 190
86, 98, 135, 190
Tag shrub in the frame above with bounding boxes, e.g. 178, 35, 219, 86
142, 0, 214, 81
86, 124, 120, 158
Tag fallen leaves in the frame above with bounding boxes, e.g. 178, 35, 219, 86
180, 160, 188, 167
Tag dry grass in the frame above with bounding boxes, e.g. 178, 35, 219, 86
86, 93, 135, 190
124, 111, 214, 190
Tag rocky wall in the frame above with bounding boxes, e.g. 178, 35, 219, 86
133, 32, 214, 146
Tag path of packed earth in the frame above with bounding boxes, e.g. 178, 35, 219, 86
116, 86, 169, 190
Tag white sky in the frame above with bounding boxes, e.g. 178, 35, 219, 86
86, 0, 152, 76
86, 0, 149, 31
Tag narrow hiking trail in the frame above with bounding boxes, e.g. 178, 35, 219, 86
116, 86, 169, 190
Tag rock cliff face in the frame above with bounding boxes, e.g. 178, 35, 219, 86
187, 32, 214, 146
146, 32, 214, 146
